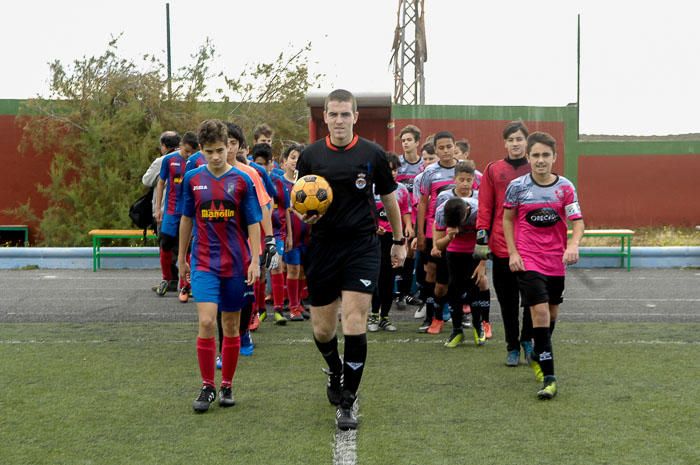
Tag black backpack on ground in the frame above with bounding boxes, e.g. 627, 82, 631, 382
129, 187, 157, 238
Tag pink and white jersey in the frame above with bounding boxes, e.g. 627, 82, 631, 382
419, 162, 457, 238
396, 155, 423, 196
504, 174, 583, 276
435, 193, 478, 253
374, 183, 411, 233
473, 169, 483, 190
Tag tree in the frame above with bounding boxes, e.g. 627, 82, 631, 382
12, 38, 323, 246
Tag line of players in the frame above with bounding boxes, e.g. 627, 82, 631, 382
142, 123, 313, 363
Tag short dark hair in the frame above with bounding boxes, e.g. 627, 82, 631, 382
386, 152, 401, 170
443, 198, 471, 228
454, 160, 476, 176
225, 122, 246, 147
421, 142, 435, 155
503, 121, 529, 140
160, 131, 181, 150
527, 131, 557, 154
251, 143, 273, 164
455, 140, 470, 153
433, 131, 455, 146
399, 125, 421, 142
253, 123, 273, 141
282, 143, 304, 160
181, 131, 199, 150
325, 89, 357, 112
197, 120, 227, 147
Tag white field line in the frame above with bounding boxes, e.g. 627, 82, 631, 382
333, 398, 359, 465
1, 338, 698, 346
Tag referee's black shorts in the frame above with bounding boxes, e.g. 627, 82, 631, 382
303, 234, 381, 307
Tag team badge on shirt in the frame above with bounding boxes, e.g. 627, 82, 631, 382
355, 173, 367, 190
226, 182, 236, 196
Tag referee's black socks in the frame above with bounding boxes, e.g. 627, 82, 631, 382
342, 334, 367, 404
314, 335, 343, 375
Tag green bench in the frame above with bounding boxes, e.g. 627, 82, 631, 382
89, 229, 158, 272
0, 225, 29, 246
570, 229, 635, 271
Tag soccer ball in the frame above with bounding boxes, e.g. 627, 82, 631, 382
291, 175, 333, 216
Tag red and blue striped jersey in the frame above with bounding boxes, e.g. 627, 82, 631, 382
159, 151, 187, 216
185, 151, 205, 173
270, 172, 290, 240
182, 166, 263, 278
281, 175, 310, 248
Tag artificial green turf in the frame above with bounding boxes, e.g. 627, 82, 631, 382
1, 322, 698, 465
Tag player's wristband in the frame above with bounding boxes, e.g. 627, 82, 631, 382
476, 229, 489, 246
392, 237, 406, 246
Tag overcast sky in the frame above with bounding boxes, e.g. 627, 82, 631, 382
2, 0, 698, 135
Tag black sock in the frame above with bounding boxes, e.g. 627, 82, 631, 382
240, 302, 252, 333
342, 334, 367, 407
478, 289, 490, 322
216, 310, 223, 353
533, 327, 554, 378
398, 257, 415, 296
433, 294, 447, 321
420, 280, 434, 303
423, 281, 435, 321
314, 335, 343, 374
449, 296, 463, 330
549, 320, 556, 336
470, 294, 483, 332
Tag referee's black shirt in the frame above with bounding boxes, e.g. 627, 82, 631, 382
297, 135, 397, 240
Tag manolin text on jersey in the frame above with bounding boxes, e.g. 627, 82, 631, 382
200, 200, 236, 221
526, 207, 561, 227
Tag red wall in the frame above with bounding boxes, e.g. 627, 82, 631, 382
578, 154, 700, 227
0, 115, 51, 241
394, 118, 565, 175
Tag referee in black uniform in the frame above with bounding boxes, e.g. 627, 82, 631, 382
297, 89, 406, 430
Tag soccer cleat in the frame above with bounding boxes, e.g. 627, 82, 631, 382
155, 280, 169, 296
506, 350, 520, 367
301, 308, 311, 320
416, 319, 431, 333
288, 306, 305, 321
192, 385, 217, 413
336, 406, 358, 430
240, 331, 254, 356
426, 319, 444, 335
249, 312, 260, 332
367, 313, 380, 332
323, 368, 343, 406
414, 304, 426, 320
537, 378, 558, 400
483, 321, 493, 339
178, 286, 190, 303
472, 324, 486, 346
444, 330, 464, 348
405, 295, 423, 306
216, 355, 222, 370
258, 310, 267, 323
522, 340, 534, 362
219, 386, 236, 407
379, 317, 397, 332
527, 352, 544, 383
273, 310, 288, 325
394, 296, 407, 310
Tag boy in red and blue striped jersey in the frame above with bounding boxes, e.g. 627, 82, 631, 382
178, 119, 262, 413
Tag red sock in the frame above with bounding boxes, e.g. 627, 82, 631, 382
271, 273, 285, 308
301, 277, 309, 300
221, 336, 241, 387
287, 277, 300, 309
254, 280, 266, 312
196, 337, 217, 387
160, 248, 174, 280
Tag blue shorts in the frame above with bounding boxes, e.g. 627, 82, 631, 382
191, 270, 250, 312
275, 237, 284, 256
160, 214, 181, 237
284, 245, 307, 266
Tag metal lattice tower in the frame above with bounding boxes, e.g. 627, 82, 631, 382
390, 0, 427, 105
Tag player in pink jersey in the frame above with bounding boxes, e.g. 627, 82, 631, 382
503, 131, 584, 400
433, 161, 490, 347
455, 139, 483, 190
368, 152, 413, 332
178, 119, 262, 412
417, 131, 458, 335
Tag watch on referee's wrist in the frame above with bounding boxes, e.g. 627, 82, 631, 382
392, 237, 406, 246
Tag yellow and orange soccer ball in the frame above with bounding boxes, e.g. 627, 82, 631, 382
291, 175, 333, 217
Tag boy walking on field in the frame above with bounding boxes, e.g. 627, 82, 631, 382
503, 131, 584, 399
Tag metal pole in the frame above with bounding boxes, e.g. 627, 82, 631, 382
166, 3, 172, 99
